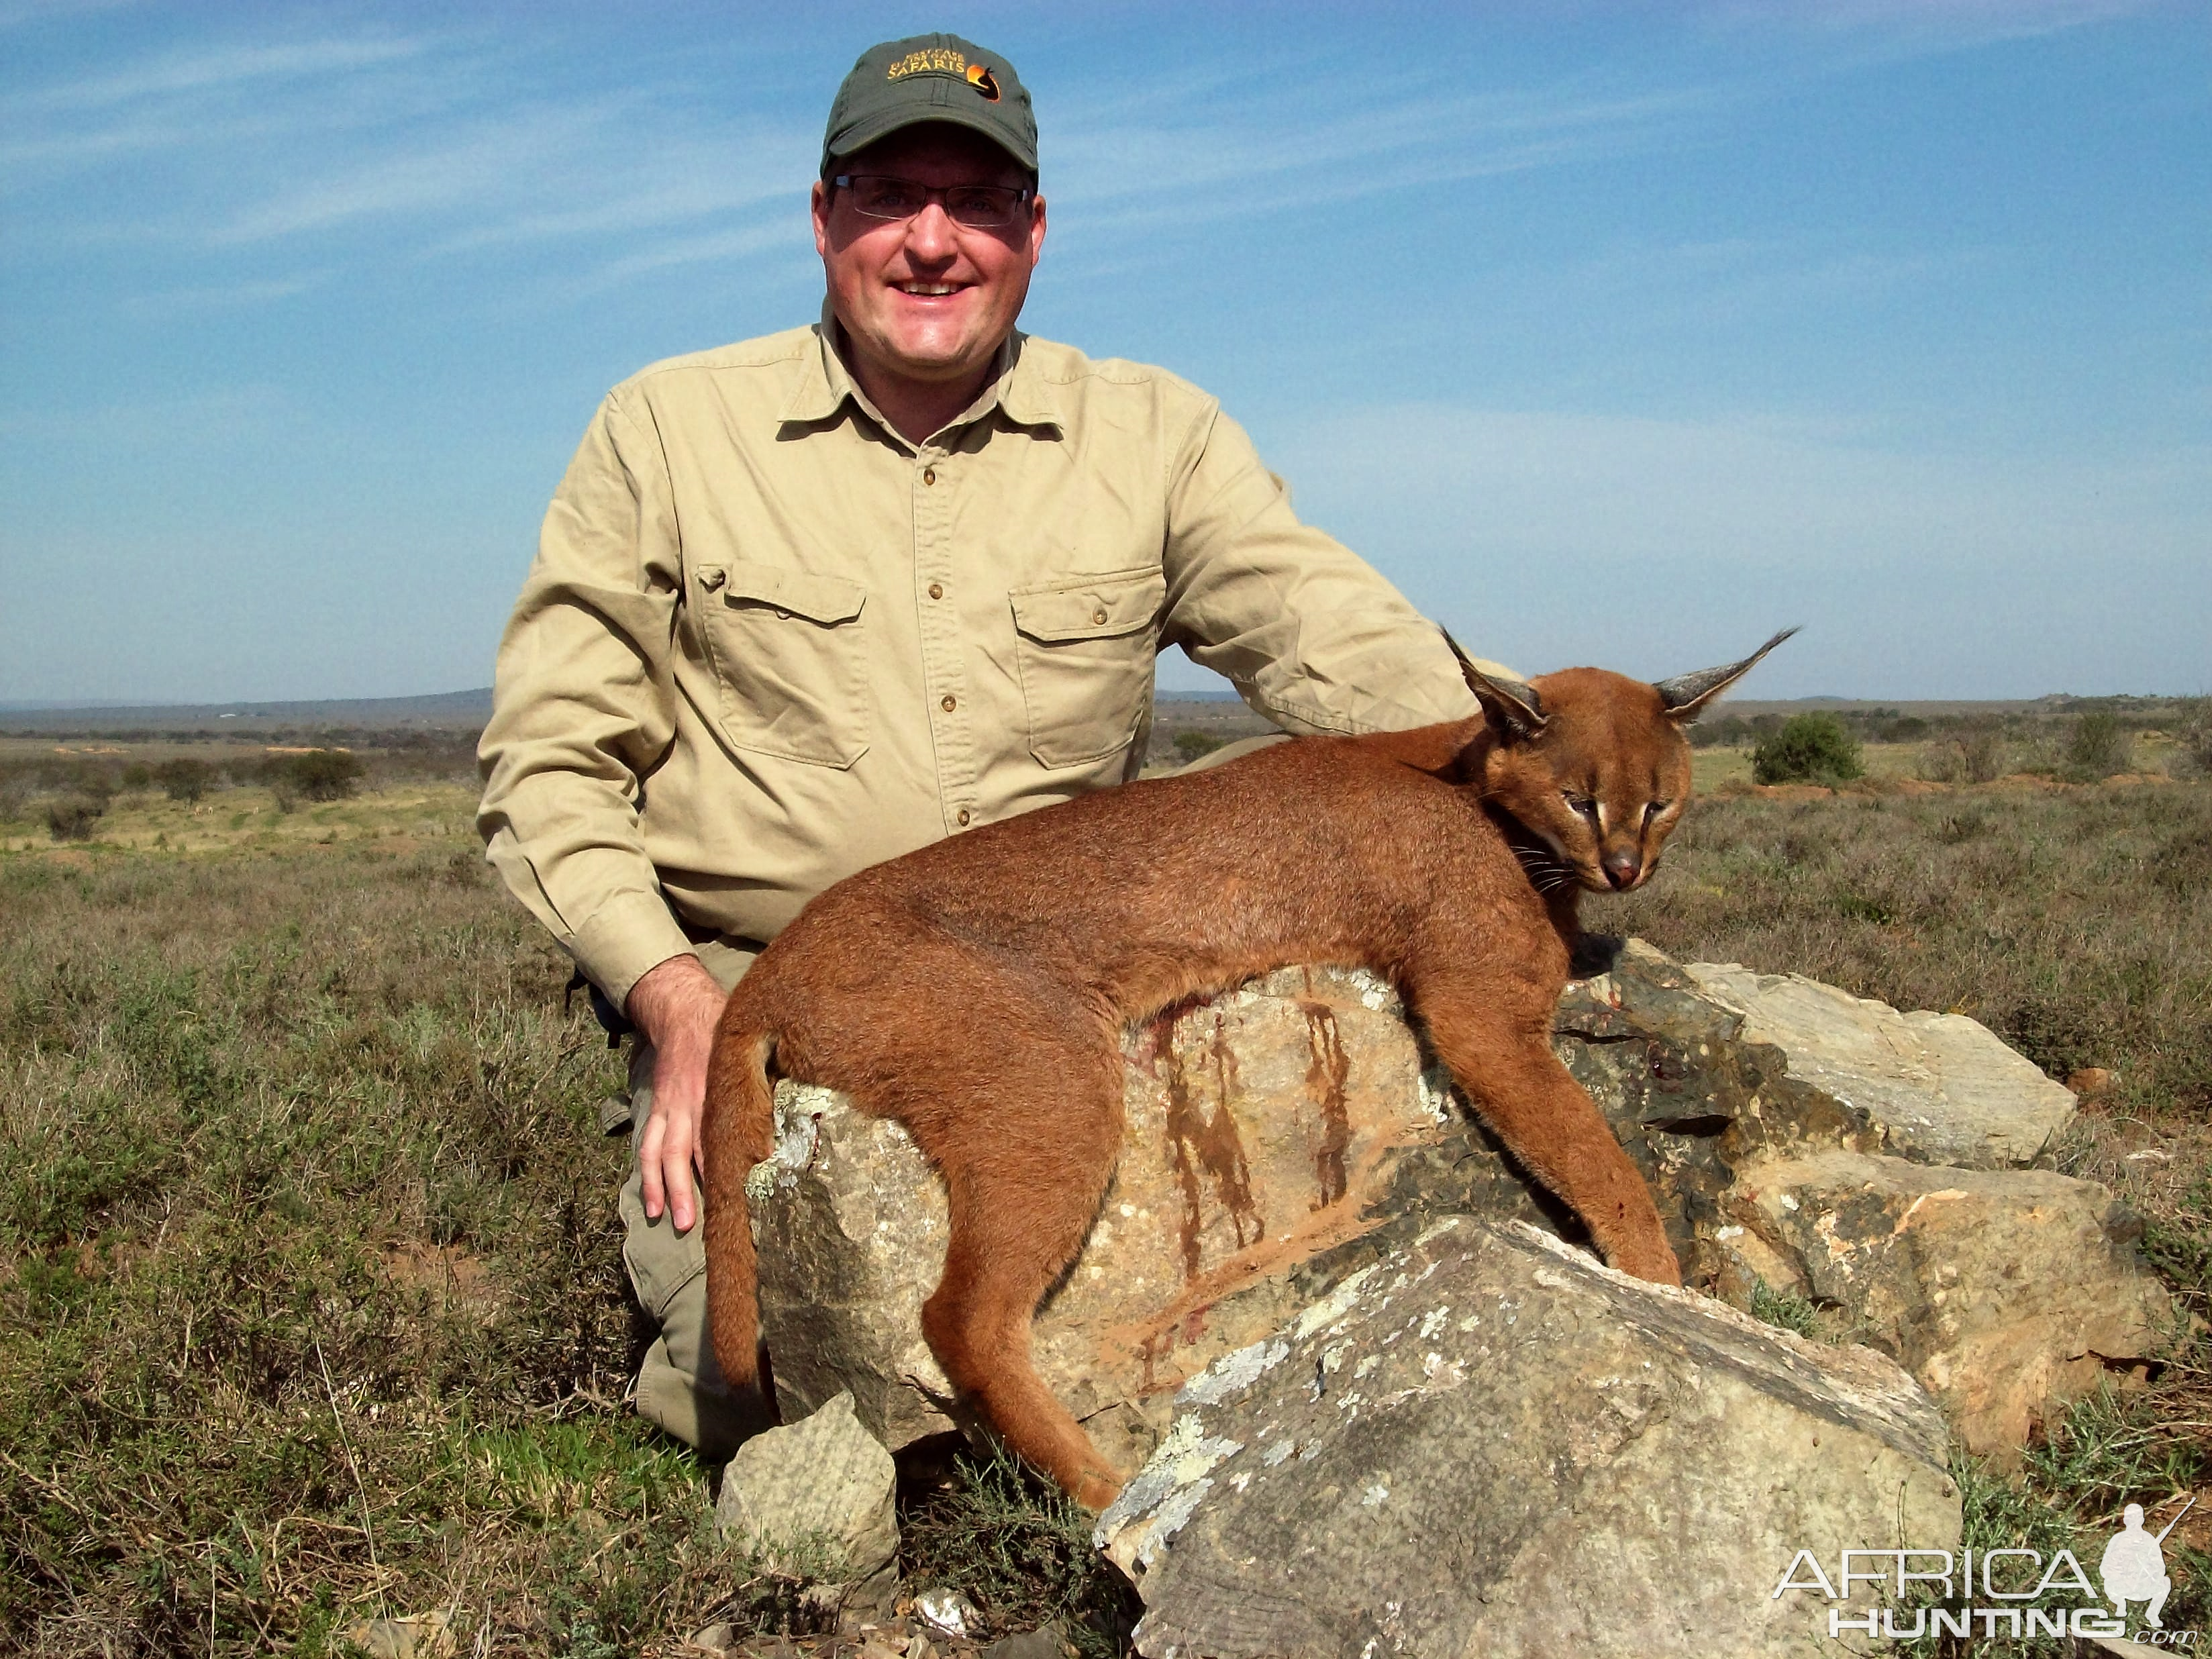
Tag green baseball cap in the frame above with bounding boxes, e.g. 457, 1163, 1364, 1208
821, 33, 1038, 177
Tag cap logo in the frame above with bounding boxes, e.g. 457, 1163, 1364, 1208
887, 46, 968, 80
966, 62, 1001, 101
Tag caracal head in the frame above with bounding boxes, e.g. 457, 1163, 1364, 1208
1442, 629, 1797, 894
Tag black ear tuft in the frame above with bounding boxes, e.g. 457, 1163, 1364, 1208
1654, 626, 1799, 722
1441, 625, 1548, 743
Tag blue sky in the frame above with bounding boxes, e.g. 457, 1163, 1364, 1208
1, 0, 2205, 703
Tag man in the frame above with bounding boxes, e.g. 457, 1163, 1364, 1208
478, 32, 1508, 1454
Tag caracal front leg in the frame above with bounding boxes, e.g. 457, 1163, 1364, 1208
1411, 974, 1681, 1285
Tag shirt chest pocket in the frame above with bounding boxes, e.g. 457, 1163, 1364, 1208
1007, 565, 1166, 768
695, 561, 870, 768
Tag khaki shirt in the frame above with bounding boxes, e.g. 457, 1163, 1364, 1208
478, 317, 1495, 1008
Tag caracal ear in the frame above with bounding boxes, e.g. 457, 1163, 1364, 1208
1440, 625, 1547, 744
1654, 627, 1800, 723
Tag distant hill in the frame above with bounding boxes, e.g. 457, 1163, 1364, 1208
0, 688, 493, 734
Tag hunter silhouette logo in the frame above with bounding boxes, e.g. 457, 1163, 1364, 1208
2104, 1498, 2193, 1630
966, 62, 1002, 100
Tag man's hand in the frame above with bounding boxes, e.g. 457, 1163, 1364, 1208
625, 953, 730, 1232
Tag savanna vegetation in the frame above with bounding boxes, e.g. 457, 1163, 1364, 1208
2, 703, 2207, 1654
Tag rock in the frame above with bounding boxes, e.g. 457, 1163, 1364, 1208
745, 940, 2154, 1470
976, 1622, 1072, 1659
1095, 1216, 1962, 1659
1547, 943, 2076, 1238
1678, 956, 2077, 1169
715, 1390, 898, 1582
1713, 1150, 2171, 1460
911, 1588, 981, 1640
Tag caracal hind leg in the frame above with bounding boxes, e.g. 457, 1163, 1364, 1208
1413, 976, 1681, 1285
897, 988, 1127, 1509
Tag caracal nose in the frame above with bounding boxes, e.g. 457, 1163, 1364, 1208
1603, 852, 1642, 889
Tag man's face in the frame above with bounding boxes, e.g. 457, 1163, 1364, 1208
811, 123, 1046, 397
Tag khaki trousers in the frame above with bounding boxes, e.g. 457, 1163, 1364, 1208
616, 936, 776, 1458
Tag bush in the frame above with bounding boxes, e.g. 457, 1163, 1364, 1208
1957, 721, 2007, 784
1171, 730, 1226, 764
264, 748, 364, 803
154, 758, 215, 803
1751, 713, 1863, 786
2182, 704, 2212, 778
2064, 711, 2129, 781
1921, 721, 2007, 785
46, 796, 105, 841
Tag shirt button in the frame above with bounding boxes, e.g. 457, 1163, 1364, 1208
1092, 608, 1109, 625
927, 582, 944, 599
956, 808, 972, 827
940, 694, 957, 713
923, 466, 937, 485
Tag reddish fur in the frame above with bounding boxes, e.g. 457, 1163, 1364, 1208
703, 664, 1726, 1510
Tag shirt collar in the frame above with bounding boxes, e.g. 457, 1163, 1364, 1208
781, 301, 1063, 439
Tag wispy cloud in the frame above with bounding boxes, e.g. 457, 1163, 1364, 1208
2, 17, 819, 304
583, 220, 804, 289
0, 0, 138, 32
1048, 66, 1725, 234
1704, 0, 2157, 58
8, 33, 430, 114
119, 274, 321, 318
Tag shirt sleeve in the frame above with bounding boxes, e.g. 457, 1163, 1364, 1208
476, 387, 698, 1009
1158, 401, 1512, 735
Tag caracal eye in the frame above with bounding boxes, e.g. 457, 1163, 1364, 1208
1561, 791, 1597, 818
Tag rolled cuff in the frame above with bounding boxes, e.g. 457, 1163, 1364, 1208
574, 891, 700, 1012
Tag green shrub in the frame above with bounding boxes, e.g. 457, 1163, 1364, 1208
2064, 711, 2129, 780
1958, 721, 2007, 783
45, 796, 105, 841
2184, 707, 2212, 778
1751, 713, 1863, 785
1171, 730, 1226, 764
264, 748, 365, 803
156, 758, 216, 803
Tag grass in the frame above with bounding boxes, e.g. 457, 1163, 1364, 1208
1, 754, 2206, 1653
0, 811, 782, 1653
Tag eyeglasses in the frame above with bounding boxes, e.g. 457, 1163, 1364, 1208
830, 174, 1034, 231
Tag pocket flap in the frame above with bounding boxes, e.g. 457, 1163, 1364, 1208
715, 562, 867, 625
1009, 566, 1166, 643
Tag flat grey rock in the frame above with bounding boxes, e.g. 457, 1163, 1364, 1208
713, 1390, 898, 1581
1096, 1217, 1960, 1659
1681, 959, 2075, 1168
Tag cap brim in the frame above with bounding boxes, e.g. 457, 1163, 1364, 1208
825, 105, 1036, 173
